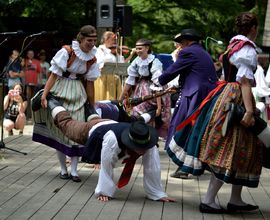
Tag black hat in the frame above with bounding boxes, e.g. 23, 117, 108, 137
174, 29, 201, 43
121, 121, 158, 150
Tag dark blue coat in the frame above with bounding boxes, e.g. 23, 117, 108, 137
158, 43, 218, 149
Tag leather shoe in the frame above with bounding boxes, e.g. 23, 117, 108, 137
170, 168, 189, 179
59, 173, 69, 180
199, 203, 226, 214
227, 203, 259, 212
47, 93, 61, 111
70, 175, 81, 182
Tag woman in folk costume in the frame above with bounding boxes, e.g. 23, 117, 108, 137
120, 39, 171, 139
168, 12, 264, 213
95, 31, 124, 101
32, 25, 100, 182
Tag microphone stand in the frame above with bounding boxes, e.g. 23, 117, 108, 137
0, 35, 37, 155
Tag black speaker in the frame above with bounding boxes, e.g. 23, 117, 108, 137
96, 0, 115, 28
115, 5, 132, 36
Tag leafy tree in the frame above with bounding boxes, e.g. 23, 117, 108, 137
0, 0, 267, 55
126, 0, 267, 54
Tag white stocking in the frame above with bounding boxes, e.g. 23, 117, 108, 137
202, 173, 224, 209
56, 150, 68, 175
70, 156, 79, 177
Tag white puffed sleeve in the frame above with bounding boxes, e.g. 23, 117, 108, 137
85, 62, 100, 81
125, 57, 140, 86
229, 45, 257, 83
150, 58, 163, 91
49, 48, 69, 76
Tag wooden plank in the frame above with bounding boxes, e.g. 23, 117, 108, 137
161, 158, 183, 220
0, 148, 56, 208
23, 162, 87, 220
0, 155, 58, 219
95, 162, 144, 220
0, 135, 269, 220
52, 166, 98, 220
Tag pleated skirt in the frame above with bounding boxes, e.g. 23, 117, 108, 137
32, 77, 87, 157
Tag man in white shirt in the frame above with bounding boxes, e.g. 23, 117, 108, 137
55, 108, 175, 202
32, 93, 175, 202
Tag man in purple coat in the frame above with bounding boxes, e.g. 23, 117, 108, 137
158, 29, 218, 178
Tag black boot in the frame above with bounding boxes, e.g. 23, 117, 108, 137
84, 102, 98, 120
31, 89, 44, 111
47, 93, 62, 111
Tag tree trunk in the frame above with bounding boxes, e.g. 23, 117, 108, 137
262, 0, 270, 47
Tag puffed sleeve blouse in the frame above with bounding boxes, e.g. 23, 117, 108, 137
229, 35, 257, 83
125, 54, 163, 90
49, 40, 100, 81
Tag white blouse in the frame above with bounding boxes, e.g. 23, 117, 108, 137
125, 54, 163, 90
92, 121, 168, 200
49, 41, 100, 81
229, 35, 257, 83
95, 44, 125, 69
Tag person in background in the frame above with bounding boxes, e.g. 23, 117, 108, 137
5, 49, 24, 90
32, 25, 100, 182
23, 49, 42, 120
120, 38, 171, 139
168, 34, 182, 111
38, 49, 50, 89
3, 83, 27, 136
252, 62, 270, 121
264, 62, 270, 124
96, 31, 125, 67
95, 31, 125, 101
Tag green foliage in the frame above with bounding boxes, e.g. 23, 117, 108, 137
0, 0, 267, 55
127, 0, 267, 53
0, 0, 97, 33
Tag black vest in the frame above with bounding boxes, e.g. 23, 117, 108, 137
222, 52, 238, 82
81, 122, 130, 164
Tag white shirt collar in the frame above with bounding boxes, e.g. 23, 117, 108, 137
72, 40, 96, 61
135, 54, 155, 66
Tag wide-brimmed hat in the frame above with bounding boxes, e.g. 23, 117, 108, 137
174, 28, 201, 43
121, 121, 158, 150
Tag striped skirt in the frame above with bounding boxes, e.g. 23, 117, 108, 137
32, 77, 87, 157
